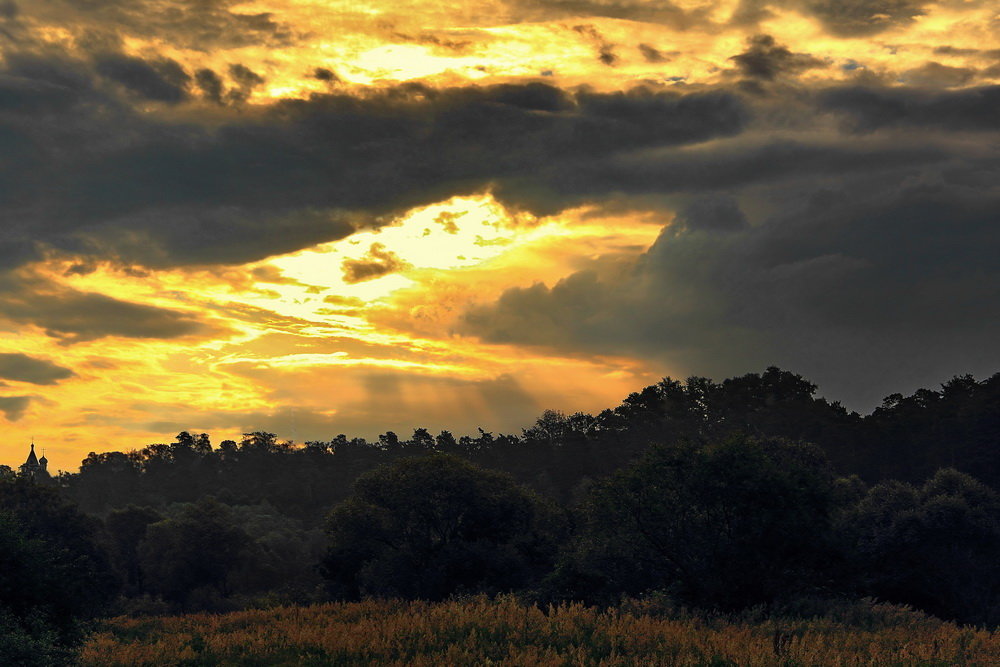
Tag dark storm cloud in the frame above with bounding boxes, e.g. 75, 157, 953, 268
544, 135, 951, 199
0, 395, 32, 421
86, 208, 361, 268
464, 162, 1000, 409
228, 64, 264, 89
119, 61, 258, 106
802, 0, 929, 36
94, 54, 190, 103
900, 62, 975, 88
226, 63, 265, 104
4, 35, 992, 279
0, 0, 18, 20
0, 275, 216, 343
675, 196, 748, 233
732, 0, 930, 36
821, 85, 1000, 132
33, 0, 292, 49
312, 68, 340, 83
194, 68, 224, 103
729, 34, 825, 80
931, 47, 1000, 62
0, 45, 750, 269
0, 353, 75, 385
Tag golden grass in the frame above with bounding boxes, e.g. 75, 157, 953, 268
81, 596, 999, 666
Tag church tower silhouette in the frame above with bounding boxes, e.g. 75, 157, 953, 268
19, 442, 51, 481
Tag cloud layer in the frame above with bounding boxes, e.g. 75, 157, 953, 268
0, 0, 998, 469
0, 353, 74, 384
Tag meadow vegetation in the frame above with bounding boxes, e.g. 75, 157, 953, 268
81, 596, 1000, 666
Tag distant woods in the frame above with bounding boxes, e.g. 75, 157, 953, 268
2, 366, 1000, 662
63, 368, 1000, 515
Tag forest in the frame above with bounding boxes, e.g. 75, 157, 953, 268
2, 367, 999, 664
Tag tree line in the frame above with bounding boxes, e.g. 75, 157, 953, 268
2, 367, 998, 663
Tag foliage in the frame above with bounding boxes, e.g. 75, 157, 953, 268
137, 497, 250, 608
0, 609, 76, 667
18, 368, 1000, 622
104, 505, 163, 595
0, 478, 118, 621
843, 468, 1000, 626
80, 596, 1000, 666
558, 436, 843, 609
61, 370, 1000, 515
224, 501, 326, 605
0, 512, 77, 664
0, 479, 118, 663
322, 454, 565, 600
865, 374, 1000, 484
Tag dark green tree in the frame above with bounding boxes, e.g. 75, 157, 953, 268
0, 479, 118, 663
104, 505, 163, 595
0, 478, 117, 621
322, 454, 564, 600
138, 497, 249, 608
843, 468, 1000, 626
408, 428, 435, 451
561, 436, 842, 609
0, 512, 77, 665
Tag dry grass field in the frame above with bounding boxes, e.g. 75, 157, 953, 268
81, 596, 1000, 666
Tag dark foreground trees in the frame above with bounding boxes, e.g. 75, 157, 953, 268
322, 454, 565, 600
10, 368, 997, 627
310, 434, 1000, 628
844, 469, 1000, 626
0, 479, 117, 664
555, 437, 843, 609
0, 512, 76, 664
138, 498, 250, 609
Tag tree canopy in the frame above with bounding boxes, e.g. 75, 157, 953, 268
322, 454, 564, 601
559, 436, 842, 609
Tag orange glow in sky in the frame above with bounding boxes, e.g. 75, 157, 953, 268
1, 0, 998, 472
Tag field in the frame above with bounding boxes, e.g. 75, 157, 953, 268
80, 596, 1000, 666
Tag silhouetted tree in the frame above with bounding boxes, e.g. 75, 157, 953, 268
44, 367, 1000, 621
0, 513, 76, 665
138, 497, 249, 608
104, 505, 163, 595
863, 373, 1000, 486
240, 432, 280, 452
225, 503, 325, 601
377, 431, 401, 453
434, 430, 459, 454
322, 454, 564, 600
0, 478, 117, 618
0, 479, 117, 662
559, 436, 842, 609
843, 468, 1000, 626
408, 428, 435, 451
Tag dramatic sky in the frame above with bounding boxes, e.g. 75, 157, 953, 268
1, 0, 998, 471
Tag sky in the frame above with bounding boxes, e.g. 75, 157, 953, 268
0, 0, 997, 472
